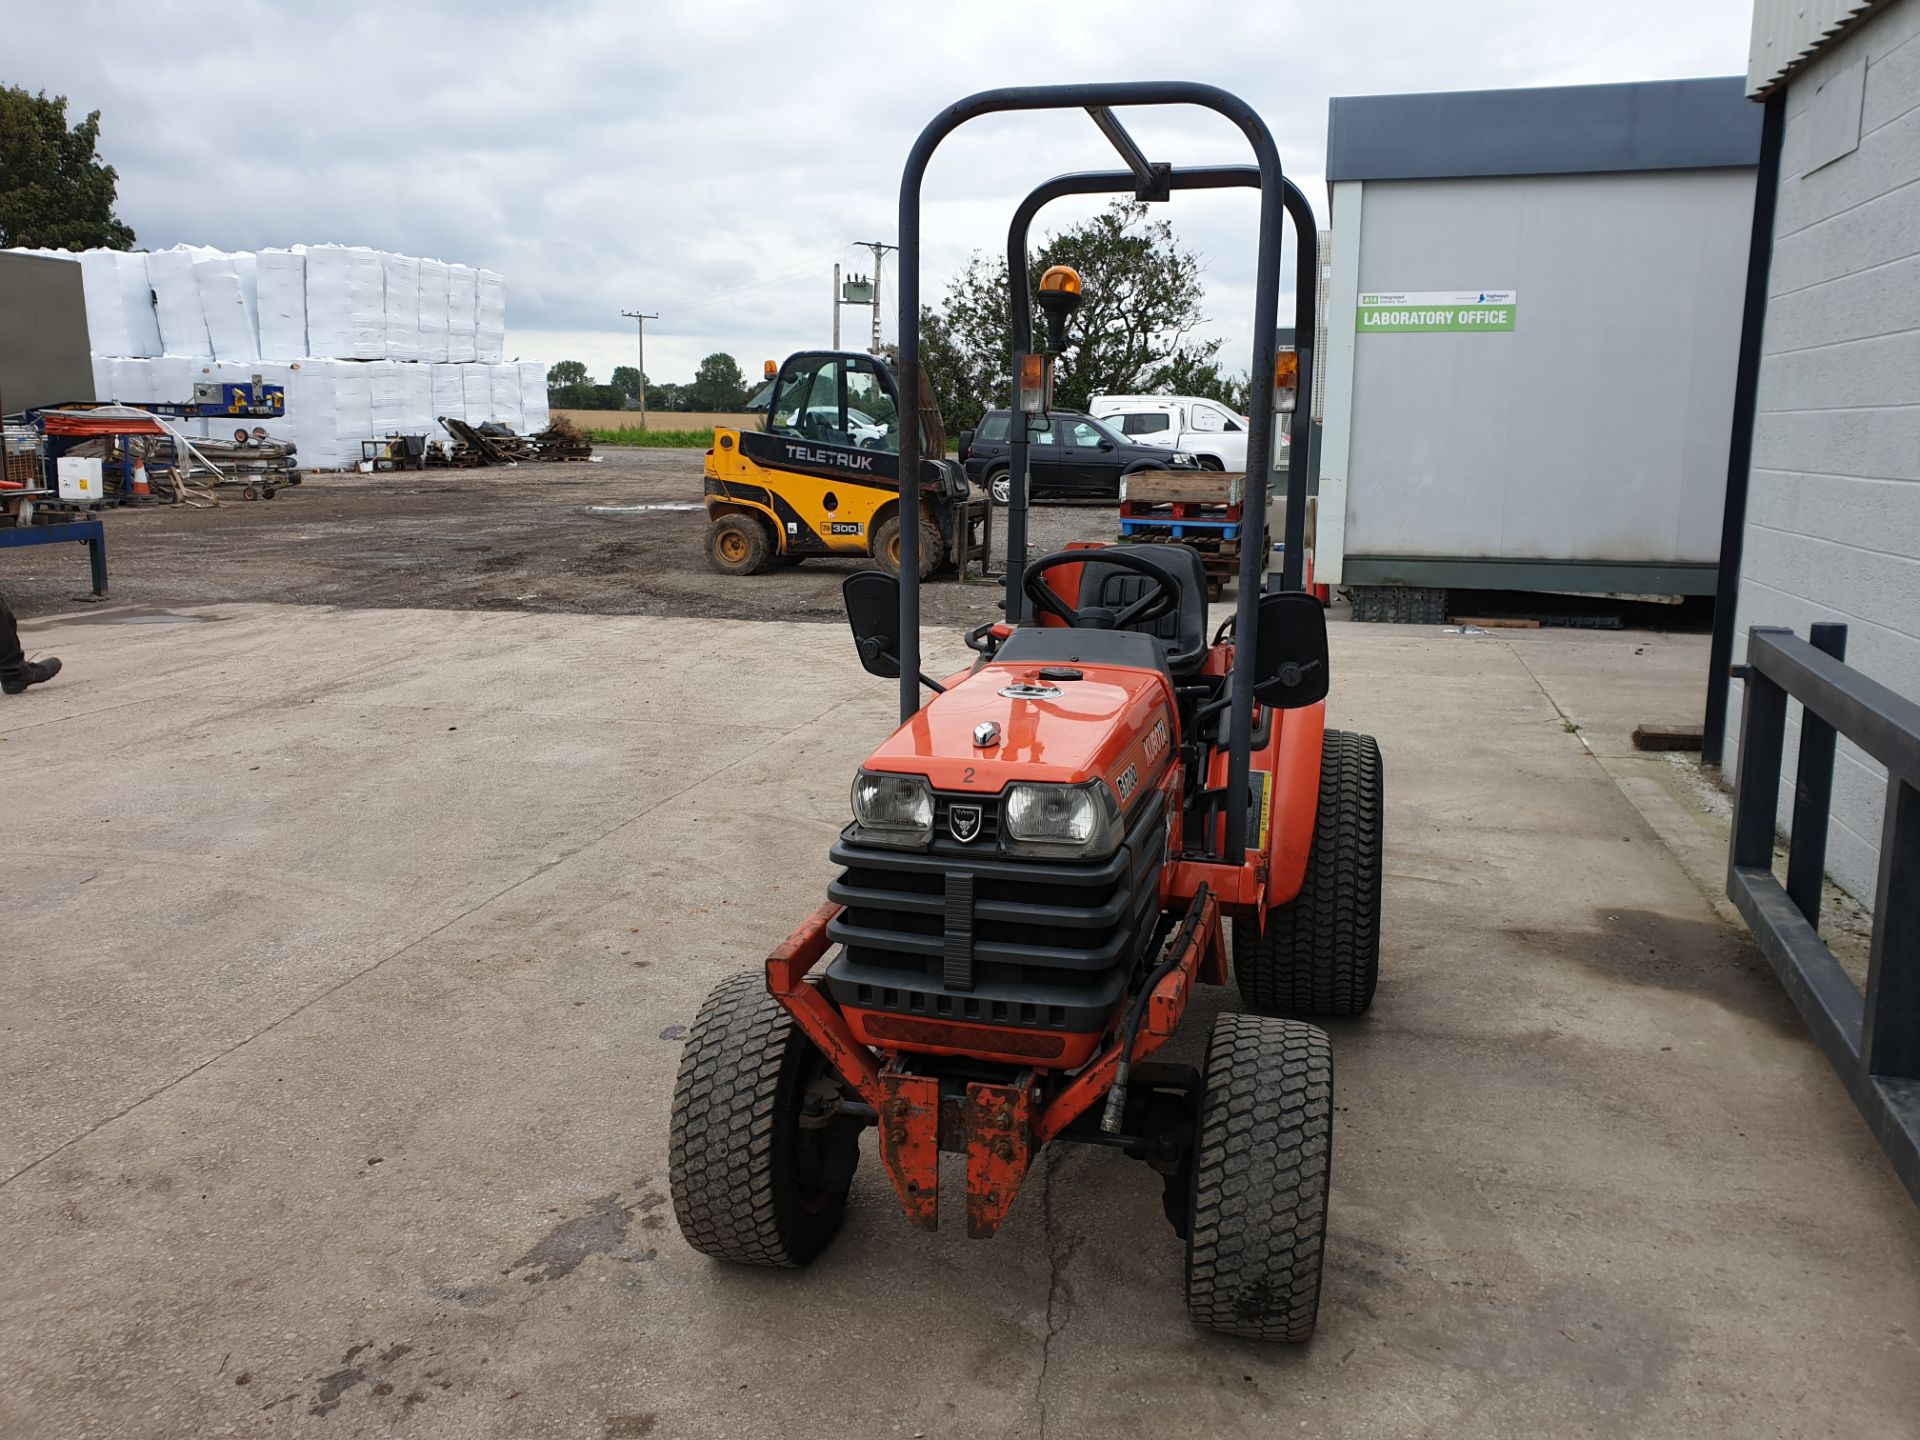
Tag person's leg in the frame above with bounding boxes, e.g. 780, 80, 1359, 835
0, 593, 60, 694
0, 592, 23, 671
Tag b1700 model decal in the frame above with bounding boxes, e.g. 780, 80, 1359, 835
1111, 712, 1172, 811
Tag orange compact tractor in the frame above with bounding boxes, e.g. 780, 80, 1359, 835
669, 83, 1383, 1341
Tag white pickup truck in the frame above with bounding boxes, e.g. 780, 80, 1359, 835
1089, 394, 1258, 472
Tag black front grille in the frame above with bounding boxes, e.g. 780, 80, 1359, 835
824, 788, 1165, 1034
930, 793, 1000, 853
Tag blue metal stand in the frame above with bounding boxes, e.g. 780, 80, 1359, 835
0, 519, 108, 597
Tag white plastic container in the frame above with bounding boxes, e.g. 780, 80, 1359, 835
57, 456, 104, 502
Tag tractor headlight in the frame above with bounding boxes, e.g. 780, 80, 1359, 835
850, 770, 933, 848
1002, 781, 1121, 859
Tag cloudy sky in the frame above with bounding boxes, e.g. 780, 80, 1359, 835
15, 0, 1755, 387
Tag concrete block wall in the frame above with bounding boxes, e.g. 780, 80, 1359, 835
1724, 0, 1920, 905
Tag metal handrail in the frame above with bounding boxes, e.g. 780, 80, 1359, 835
1728, 624, 1920, 1203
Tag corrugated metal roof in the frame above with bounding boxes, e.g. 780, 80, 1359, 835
1748, 0, 1885, 96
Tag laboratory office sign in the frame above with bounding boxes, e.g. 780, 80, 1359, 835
1357, 290, 1517, 333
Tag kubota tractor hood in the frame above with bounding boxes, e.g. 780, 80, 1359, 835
864, 658, 1174, 800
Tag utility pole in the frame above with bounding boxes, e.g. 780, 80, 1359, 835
832, 264, 841, 350
620, 309, 658, 427
856, 241, 897, 354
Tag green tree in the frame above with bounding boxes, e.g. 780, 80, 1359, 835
1148, 354, 1252, 413
688, 352, 747, 411
925, 199, 1227, 425
610, 365, 642, 402
0, 87, 135, 250
546, 359, 590, 389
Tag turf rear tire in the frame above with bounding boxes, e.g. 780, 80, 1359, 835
668, 972, 861, 1267
873, 515, 941, 580
1233, 728, 1383, 1017
707, 515, 772, 575
1185, 1014, 1333, 1343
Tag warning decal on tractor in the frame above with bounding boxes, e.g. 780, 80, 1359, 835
1357, 289, 1517, 333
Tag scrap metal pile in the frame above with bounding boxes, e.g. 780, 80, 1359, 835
426, 414, 593, 468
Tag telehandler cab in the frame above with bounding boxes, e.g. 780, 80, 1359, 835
702, 350, 979, 578
670, 83, 1384, 1341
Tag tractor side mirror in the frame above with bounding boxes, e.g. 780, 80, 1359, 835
843, 571, 903, 678
1250, 591, 1329, 710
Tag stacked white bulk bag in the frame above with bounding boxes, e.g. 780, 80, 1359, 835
382, 253, 421, 363
302, 246, 351, 357
256, 248, 307, 361
398, 361, 433, 438
17, 240, 545, 469
366, 360, 406, 439
447, 265, 478, 362
475, 270, 506, 363
109, 357, 153, 403
489, 363, 522, 430
112, 251, 163, 357
519, 361, 549, 434
416, 258, 449, 363
194, 252, 261, 363
461, 365, 491, 422
76, 250, 162, 358
305, 245, 386, 359
76, 252, 125, 355
430, 363, 465, 437
148, 355, 197, 407
332, 364, 373, 465
146, 246, 215, 357
288, 360, 341, 469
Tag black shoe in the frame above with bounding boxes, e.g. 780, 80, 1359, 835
1, 657, 61, 694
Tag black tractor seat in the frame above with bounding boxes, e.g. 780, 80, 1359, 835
1073, 543, 1210, 678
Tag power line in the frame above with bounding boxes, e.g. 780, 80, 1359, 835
652, 247, 849, 313
854, 240, 896, 354
620, 309, 658, 427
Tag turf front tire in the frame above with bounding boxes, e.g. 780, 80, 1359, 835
668, 972, 861, 1267
873, 515, 941, 580
1233, 729, 1383, 1017
707, 515, 772, 575
1185, 1014, 1333, 1343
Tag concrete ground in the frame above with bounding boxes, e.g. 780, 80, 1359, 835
3, 602, 1917, 1440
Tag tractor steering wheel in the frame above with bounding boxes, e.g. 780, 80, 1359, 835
1022, 548, 1180, 633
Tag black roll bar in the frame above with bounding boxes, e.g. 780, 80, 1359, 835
896, 83, 1298, 867
1001, 164, 1319, 625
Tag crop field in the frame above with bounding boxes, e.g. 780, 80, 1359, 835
555, 408, 758, 433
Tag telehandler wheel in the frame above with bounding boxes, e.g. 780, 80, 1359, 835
669, 972, 862, 1267
707, 515, 773, 575
872, 515, 941, 581
1232, 728, 1383, 1017
1185, 1014, 1333, 1343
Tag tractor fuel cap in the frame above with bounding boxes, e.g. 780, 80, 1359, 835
1037, 666, 1084, 682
